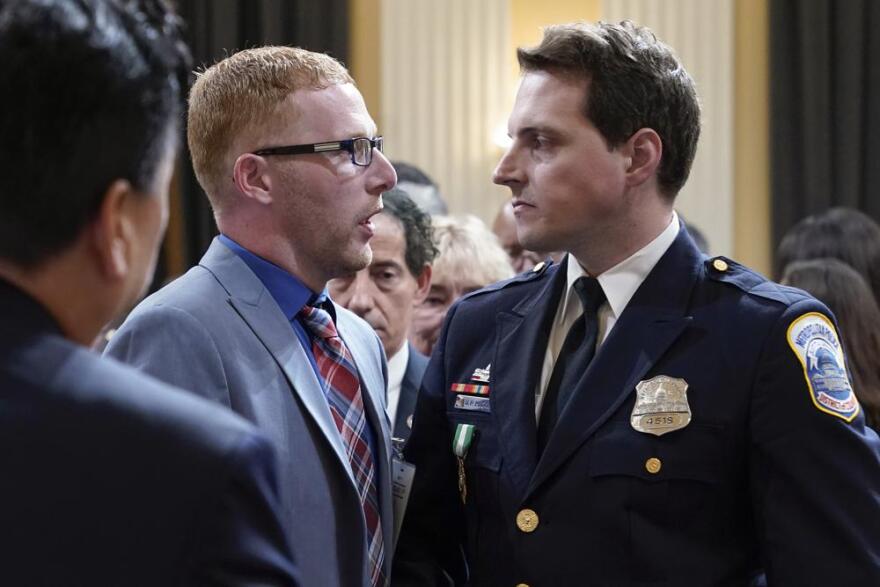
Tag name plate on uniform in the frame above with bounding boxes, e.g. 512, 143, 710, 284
631, 375, 691, 436
454, 394, 491, 413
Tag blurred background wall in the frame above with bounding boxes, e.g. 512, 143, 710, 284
161, 0, 878, 285
356, 0, 767, 269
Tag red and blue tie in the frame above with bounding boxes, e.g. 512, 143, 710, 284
299, 304, 385, 586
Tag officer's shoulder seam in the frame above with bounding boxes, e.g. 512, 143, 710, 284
704, 256, 811, 307
458, 261, 555, 302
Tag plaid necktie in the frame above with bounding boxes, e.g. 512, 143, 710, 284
299, 304, 385, 586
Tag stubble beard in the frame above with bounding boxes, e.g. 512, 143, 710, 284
328, 241, 373, 281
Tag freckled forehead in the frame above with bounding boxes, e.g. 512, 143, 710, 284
285, 83, 378, 141
508, 71, 589, 132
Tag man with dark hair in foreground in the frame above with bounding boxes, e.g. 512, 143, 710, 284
0, 1, 297, 584
395, 21, 880, 585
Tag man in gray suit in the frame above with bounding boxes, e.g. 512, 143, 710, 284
107, 46, 397, 587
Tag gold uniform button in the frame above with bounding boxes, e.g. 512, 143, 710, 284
532, 261, 545, 273
645, 457, 662, 474
712, 259, 729, 272
516, 584, 531, 587
516, 508, 539, 533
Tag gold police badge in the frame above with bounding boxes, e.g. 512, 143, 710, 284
631, 375, 691, 436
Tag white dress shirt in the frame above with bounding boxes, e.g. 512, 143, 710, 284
386, 341, 409, 425
534, 213, 680, 419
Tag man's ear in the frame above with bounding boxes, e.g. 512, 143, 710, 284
90, 179, 135, 281
623, 128, 662, 188
233, 153, 274, 204
413, 264, 433, 305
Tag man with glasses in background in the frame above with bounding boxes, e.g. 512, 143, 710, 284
107, 46, 397, 587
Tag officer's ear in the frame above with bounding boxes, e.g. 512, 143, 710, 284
623, 128, 662, 188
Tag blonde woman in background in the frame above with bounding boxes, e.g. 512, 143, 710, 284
410, 215, 514, 355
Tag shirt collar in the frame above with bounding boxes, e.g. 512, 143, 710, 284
564, 212, 680, 319
219, 234, 332, 321
386, 341, 409, 389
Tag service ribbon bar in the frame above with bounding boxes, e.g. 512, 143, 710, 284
450, 383, 490, 396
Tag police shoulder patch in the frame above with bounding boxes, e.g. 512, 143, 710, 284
786, 312, 860, 422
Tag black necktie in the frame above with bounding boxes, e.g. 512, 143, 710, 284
537, 276, 606, 453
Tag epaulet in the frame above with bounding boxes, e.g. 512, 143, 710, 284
704, 256, 810, 306
459, 259, 554, 302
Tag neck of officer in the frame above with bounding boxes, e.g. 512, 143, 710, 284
571, 187, 675, 277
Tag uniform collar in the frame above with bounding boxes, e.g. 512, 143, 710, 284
563, 212, 680, 320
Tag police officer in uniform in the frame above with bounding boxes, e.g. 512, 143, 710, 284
393, 21, 880, 586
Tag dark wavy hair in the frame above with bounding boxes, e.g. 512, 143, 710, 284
782, 258, 880, 430
0, 0, 190, 267
381, 188, 437, 276
517, 21, 701, 198
776, 207, 880, 305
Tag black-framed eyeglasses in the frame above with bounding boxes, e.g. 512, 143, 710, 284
252, 136, 384, 167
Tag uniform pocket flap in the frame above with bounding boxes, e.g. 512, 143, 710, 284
589, 421, 724, 483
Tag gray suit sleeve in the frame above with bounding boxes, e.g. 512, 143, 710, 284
105, 305, 232, 407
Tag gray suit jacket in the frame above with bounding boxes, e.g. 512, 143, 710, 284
106, 238, 393, 587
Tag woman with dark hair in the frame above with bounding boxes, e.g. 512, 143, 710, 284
782, 257, 880, 430
776, 207, 880, 304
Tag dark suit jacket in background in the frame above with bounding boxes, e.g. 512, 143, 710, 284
394, 227, 880, 586
0, 280, 298, 586
392, 344, 429, 442
106, 238, 393, 586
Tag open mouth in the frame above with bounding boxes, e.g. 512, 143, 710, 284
358, 207, 383, 236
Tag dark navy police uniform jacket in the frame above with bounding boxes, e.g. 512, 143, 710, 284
393, 227, 880, 586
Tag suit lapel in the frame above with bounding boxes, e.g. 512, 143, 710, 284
493, 264, 568, 499
394, 345, 426, 437
527, 229, 703, 497
200, 240, 357, 489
